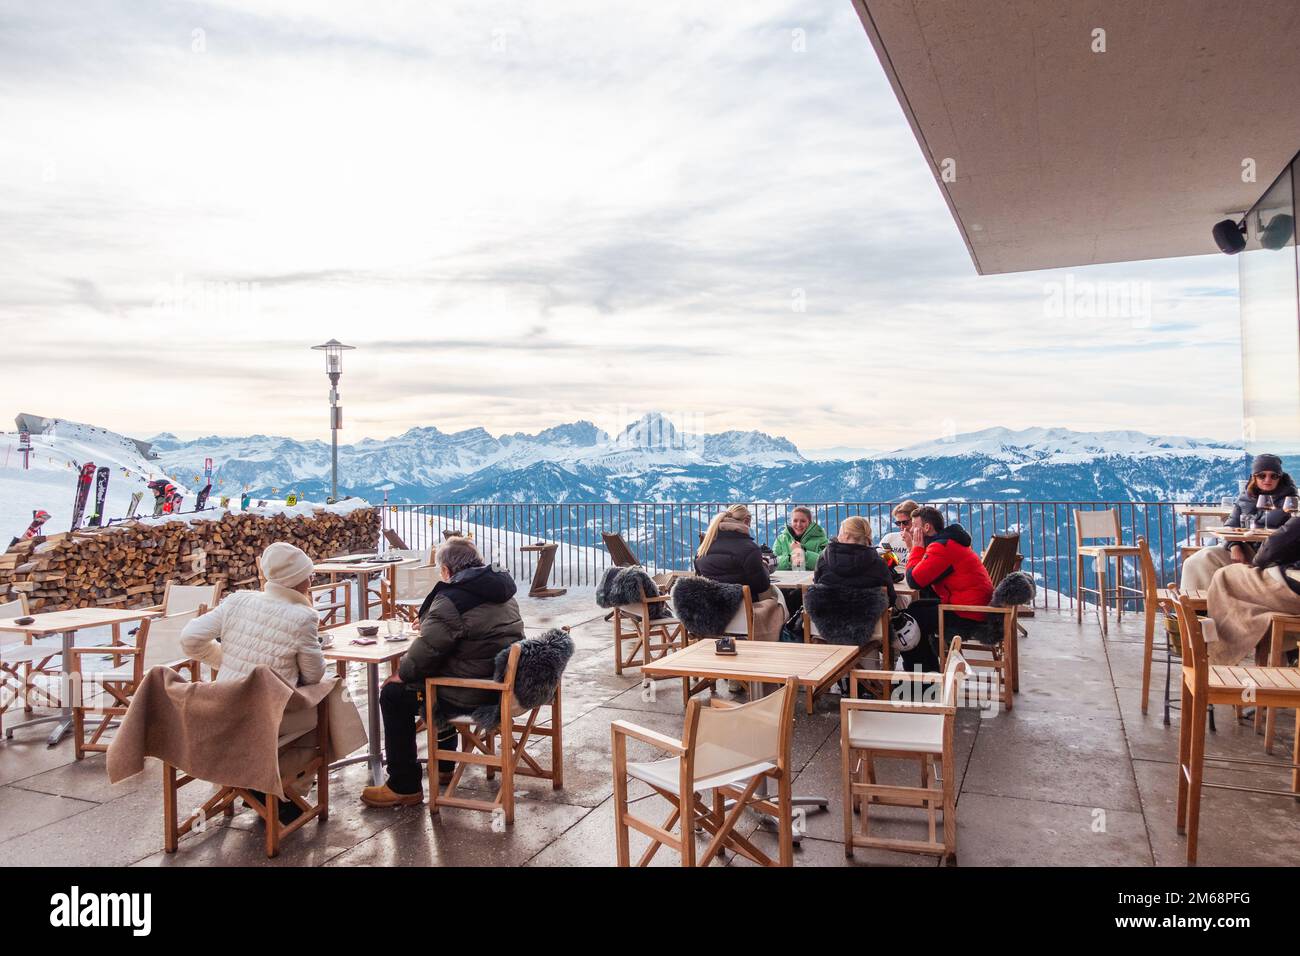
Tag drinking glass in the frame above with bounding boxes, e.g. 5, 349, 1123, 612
386, 618, 404, 639
1258, 494, 1275, 512
1285, 496, 1299, 515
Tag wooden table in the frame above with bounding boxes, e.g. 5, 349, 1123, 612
769, 570, 813, 589
314, 553, 420, 620
642, 640, 859, 841
521, 543, 566, 598
0, 607, 161, 745
321, 620, 417, 785
643, 639, 858, 704
1203, 525, 1277, 544
1176, 505, 1234, 547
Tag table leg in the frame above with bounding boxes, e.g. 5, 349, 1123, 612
328, 662, 386, 786
46, 631, 75, 746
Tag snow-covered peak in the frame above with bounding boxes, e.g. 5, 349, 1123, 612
880, 426, 1244, 463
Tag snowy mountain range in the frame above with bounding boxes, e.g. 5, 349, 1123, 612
139, 415, 1249, 505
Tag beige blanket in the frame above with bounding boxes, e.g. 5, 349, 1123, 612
1207, 564, 1300, 665
107, 666, 367, 798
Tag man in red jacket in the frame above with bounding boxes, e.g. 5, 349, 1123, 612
901, 506, 993, 671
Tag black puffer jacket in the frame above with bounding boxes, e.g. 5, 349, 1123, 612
399, 564, 524, 708
814, 540, 896, 606
1253, 515, 1300, 595
694, 527, 771, 597
1226, 475, 1298, 534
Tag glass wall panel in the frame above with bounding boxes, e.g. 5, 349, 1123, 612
1239, 157, 1300, 457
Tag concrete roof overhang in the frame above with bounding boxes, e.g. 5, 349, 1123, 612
852, 0, 1300, 274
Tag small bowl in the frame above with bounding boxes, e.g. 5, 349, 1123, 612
356, 624, 380, 638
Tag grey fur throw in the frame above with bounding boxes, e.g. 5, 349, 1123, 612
804, 585, 890, 647
991, 571, 1036, 608
969, 572, 1036, 645
470, 627, 574, 729
596, 566, 669, 619
671, 576, 744, 637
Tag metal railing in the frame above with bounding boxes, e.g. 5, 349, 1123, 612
380, 500, 1216, 610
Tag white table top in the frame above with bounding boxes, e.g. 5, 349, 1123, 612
0, 606, 160, 637
769, 570, 814, 587
320, 620, 417, 663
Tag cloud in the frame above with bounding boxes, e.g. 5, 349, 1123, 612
0, 0, 1243, 448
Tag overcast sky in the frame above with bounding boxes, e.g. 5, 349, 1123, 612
0, 0, 1244, 451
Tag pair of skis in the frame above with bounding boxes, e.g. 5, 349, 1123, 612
70, 463, 110, 530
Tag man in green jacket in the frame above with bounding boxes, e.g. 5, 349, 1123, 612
774, 506, 828, 571
362, 536, 524, 808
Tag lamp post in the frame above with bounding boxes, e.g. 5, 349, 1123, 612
311, 339, 355, 502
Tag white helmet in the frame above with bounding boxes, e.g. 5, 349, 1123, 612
891, 612, 922, 652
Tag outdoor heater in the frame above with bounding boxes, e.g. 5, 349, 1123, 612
311, 338, 355, 502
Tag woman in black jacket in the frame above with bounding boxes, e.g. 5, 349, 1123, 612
1181, 453, 1298, 589
814, 516, 897, 606
694, 504, 774, 600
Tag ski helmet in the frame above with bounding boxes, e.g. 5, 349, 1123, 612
32, 510, 50, 522
891, 611, 923, 652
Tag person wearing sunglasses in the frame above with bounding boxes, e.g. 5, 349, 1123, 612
878, 499, 920, 557
1180, 453, 1298, 590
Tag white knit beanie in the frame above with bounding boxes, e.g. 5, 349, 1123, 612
260, 542, 314, 588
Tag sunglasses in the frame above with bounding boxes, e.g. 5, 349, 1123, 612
895, 517, 912, 525
1255, 472, 1281, 481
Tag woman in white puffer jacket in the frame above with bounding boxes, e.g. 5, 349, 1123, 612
181, 542, 325, 685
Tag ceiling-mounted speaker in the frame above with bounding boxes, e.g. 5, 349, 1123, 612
1261, 213, 1295, 251
1212, 218, 1247, 255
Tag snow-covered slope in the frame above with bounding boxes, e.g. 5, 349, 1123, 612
879, 426, 1242, 464
0, 418, 191, 538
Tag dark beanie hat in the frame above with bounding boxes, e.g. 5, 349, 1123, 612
1252, 453, 1283, 475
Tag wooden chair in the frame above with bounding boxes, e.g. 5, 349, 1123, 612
1136, 536, 1182, 717
1074, 509, 1142, 636
612, 585, 684, 675
1262, 613, 1300, 754
841, 640, 968, 862
802, 586, 891, 715
424, 641, 565, 826
937, 600, 1020, 712
612, 678, 797, 867
69, 606, 206, 759
602, 532, 640, 568
982, 532, 1028, 636
391, 564, 439, 624
981, 533, 1022, 585
145, 582, 222, 616
0, 595, 40, 733
1172, 594, 1300, 863
0, 594, 73, 721
163, 695, 331, 859
675, 584, 755, 705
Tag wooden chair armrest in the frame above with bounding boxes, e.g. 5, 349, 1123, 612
610, 720, 685, 755
643, 595, 673, 604
67, 645, 142, 659
849, 668, 938, 684
424, 676, 508, 692
940, 604, 1013, 615
708, 698, 740, 710
840, 698, 954, 717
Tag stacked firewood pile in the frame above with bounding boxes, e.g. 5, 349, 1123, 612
0, 507, 379, 612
